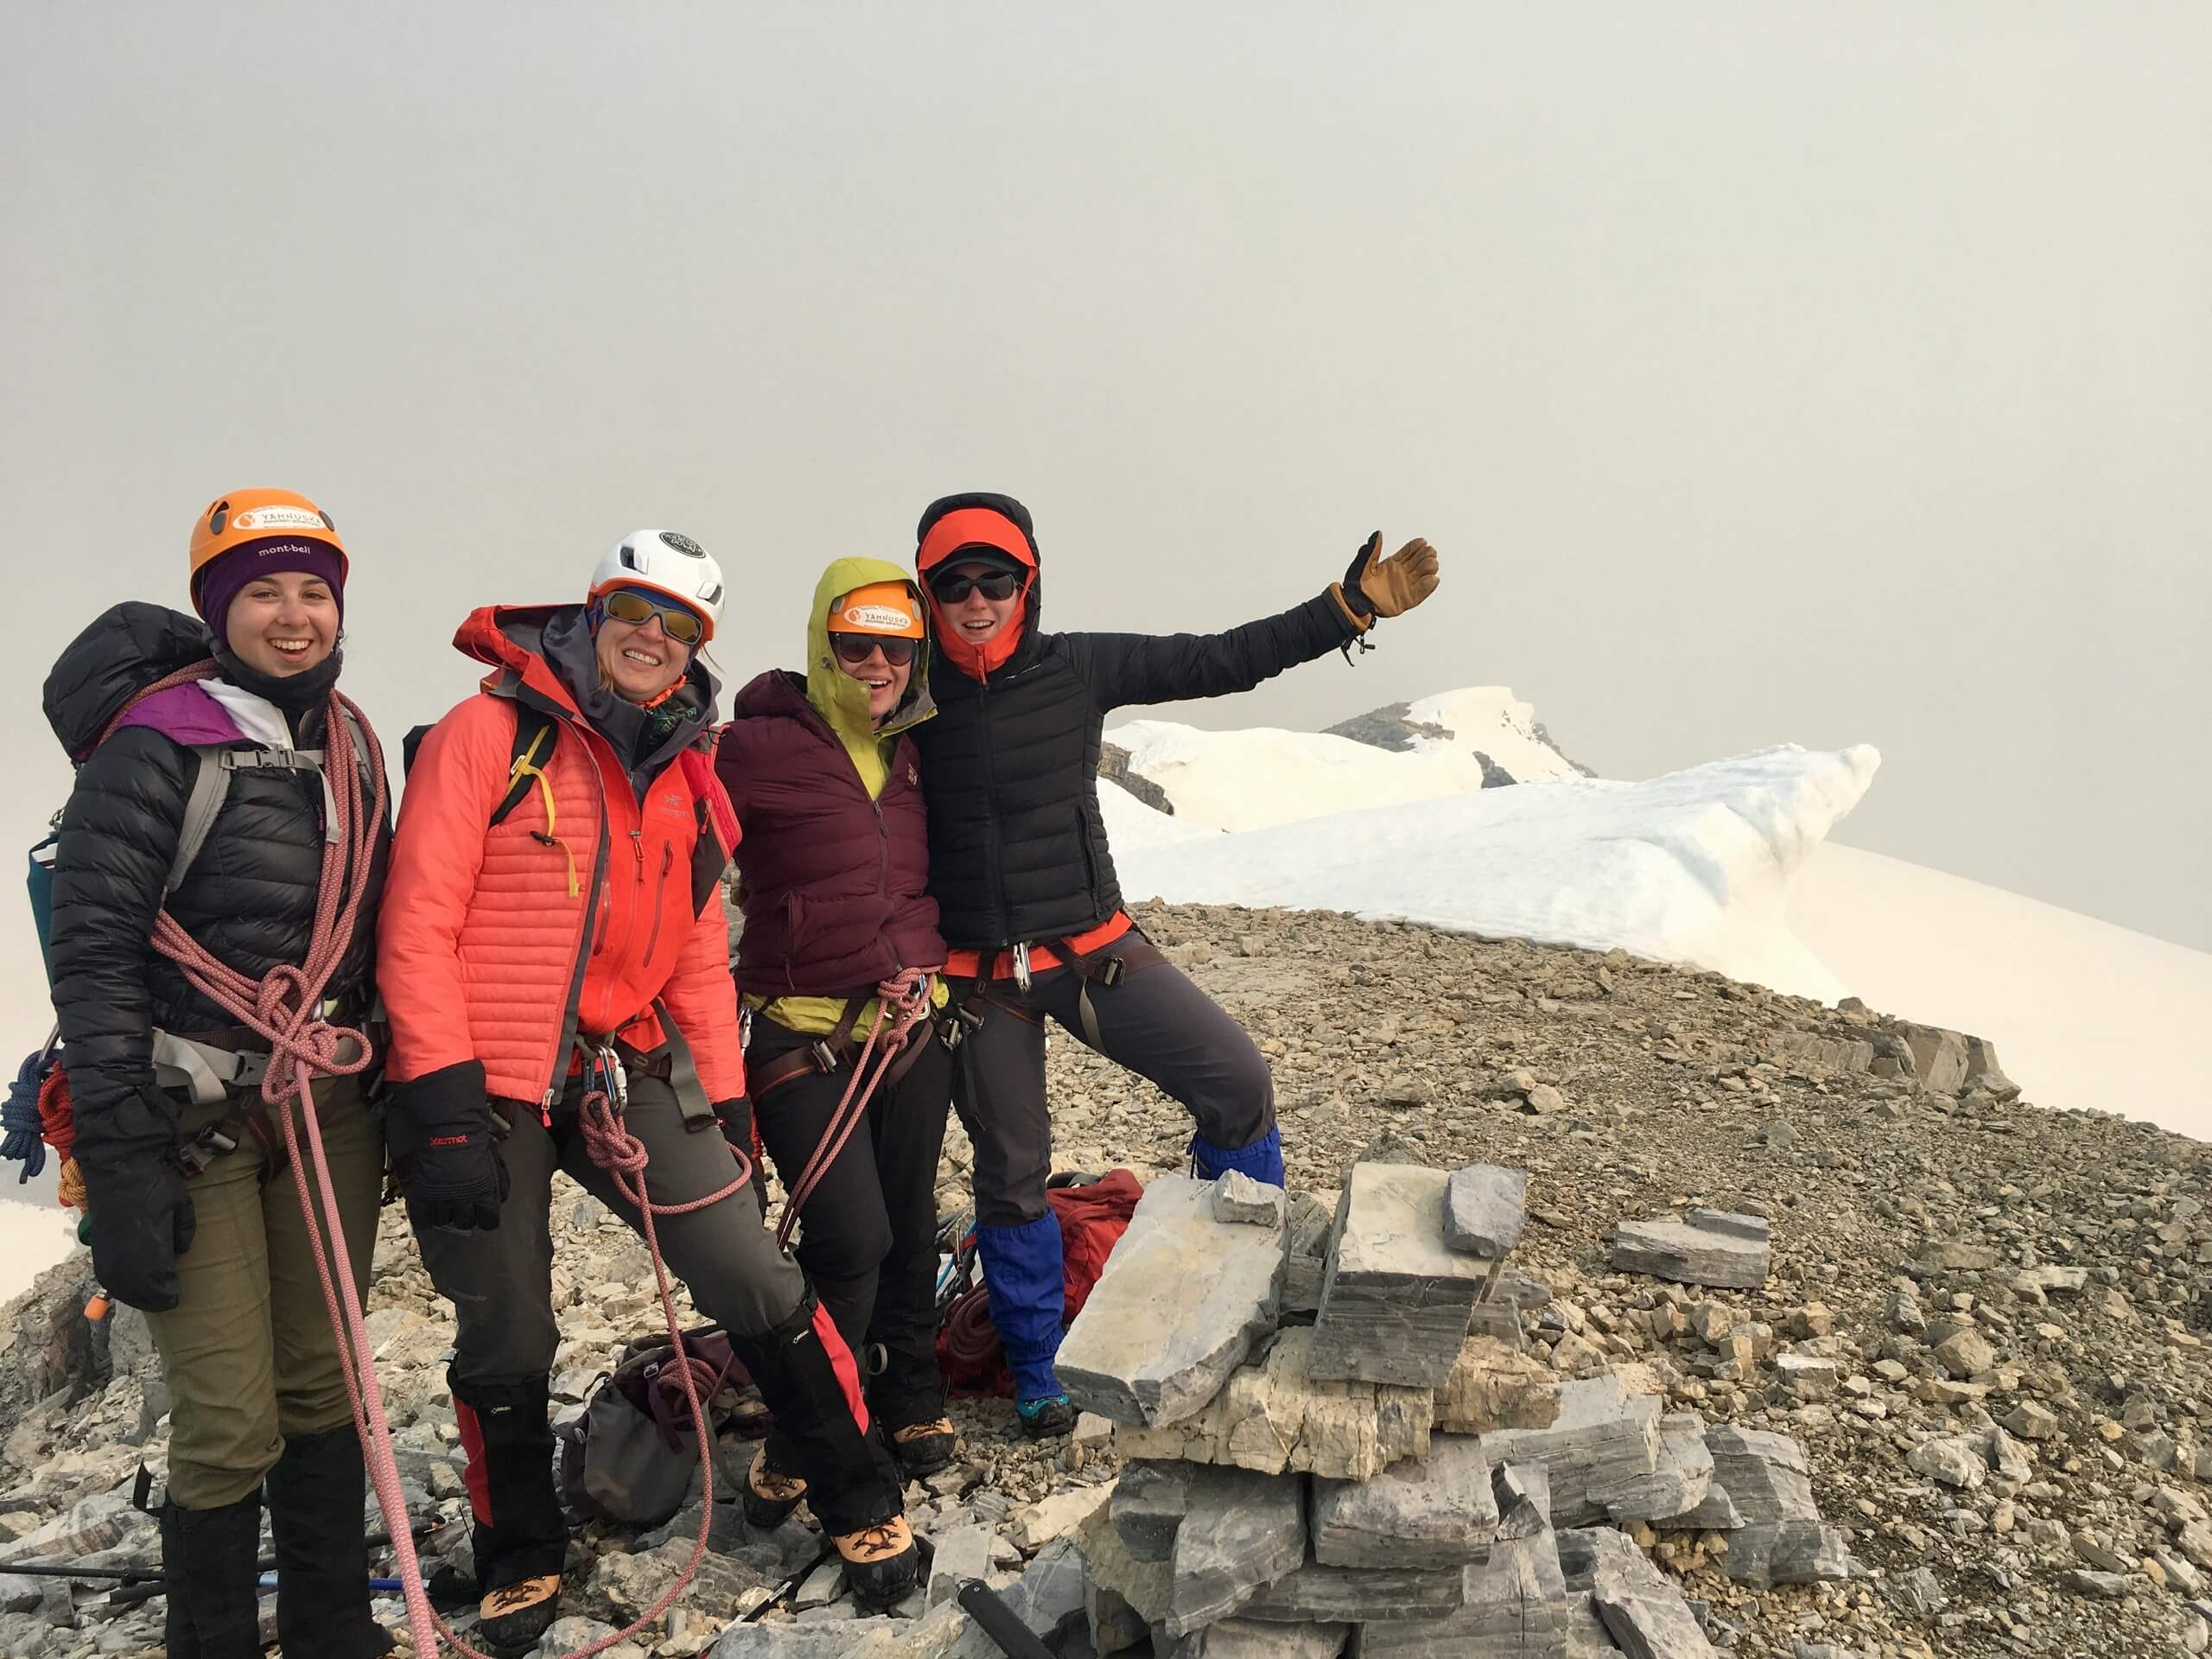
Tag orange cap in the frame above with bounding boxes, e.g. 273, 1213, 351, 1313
829, 581, 925, 639
189, 488, 347, 593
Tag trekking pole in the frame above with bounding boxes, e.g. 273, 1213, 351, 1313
100, 1517, 442, 1607
956, 1579, 1055, 1659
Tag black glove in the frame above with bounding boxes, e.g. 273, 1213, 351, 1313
77, 1084, 197, 1313
386, 1060, 508, 1233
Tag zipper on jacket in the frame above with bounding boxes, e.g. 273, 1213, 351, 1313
537, 707, 612, 1108
976, 677, 1007, 950
872, 798, 889, 902
641, 841, 673, 966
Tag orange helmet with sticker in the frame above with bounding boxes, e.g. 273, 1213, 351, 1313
188, 489, 347, 594
829, 581, 926, 639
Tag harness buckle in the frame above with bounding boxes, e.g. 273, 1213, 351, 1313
1012, 942, 1033, 995
169, 1119, 241, 1179
1096, 953, 1127, 988
809, 1040, 840, 1076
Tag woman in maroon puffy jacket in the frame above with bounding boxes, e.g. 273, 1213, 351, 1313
715, 557, 958, 1499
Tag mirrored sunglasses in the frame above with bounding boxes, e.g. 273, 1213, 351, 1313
830, 632, 918, 667
601, 588, 703, 645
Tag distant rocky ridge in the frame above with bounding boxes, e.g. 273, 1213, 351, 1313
1325, 697, 1598, 781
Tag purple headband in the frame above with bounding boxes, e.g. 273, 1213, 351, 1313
194, 537, 347, 648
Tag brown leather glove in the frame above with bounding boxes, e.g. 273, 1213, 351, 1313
1333, 532, 1441, 623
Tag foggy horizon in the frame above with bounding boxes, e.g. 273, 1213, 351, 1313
3, 0, 2206, 1040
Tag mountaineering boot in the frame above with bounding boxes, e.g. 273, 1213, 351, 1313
450, 1370, 568, 1655
161, 1492, 264, 1659
834, 1513, 921, 1611
267, 1423, 397, 1657
974, 1212, 1072, 1437
887, 1415, 958, 1477
728, 1294, 912, 1607
1190, 1123, 1285, 1189
1014, 1392, 1077, 1440
743, 1444, 810, 1531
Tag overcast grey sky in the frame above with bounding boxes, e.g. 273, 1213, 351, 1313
3, 0, 2206, 1055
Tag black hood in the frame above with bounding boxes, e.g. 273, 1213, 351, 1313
44, 603, 213, 760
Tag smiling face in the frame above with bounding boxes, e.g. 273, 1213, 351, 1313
223, 570, 340, 677
938, 560, 1022, 647
832, 636, 913, 725
593, 601, 695, 702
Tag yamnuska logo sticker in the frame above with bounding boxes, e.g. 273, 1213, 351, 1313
658, 531, 707, 558
232, 505, 330, 534
842, 603, 915, 633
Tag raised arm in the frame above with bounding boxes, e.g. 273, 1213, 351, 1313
1067, 533, 1440, 712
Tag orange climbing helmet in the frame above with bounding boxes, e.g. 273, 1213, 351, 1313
188, 489, 348, 599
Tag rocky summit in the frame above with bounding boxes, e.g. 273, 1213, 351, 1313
3, 900, 2209, 1657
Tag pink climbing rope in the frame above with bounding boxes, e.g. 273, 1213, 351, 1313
774, 968, 938, 1253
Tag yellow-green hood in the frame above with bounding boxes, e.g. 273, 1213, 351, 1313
805, 556, 934, 798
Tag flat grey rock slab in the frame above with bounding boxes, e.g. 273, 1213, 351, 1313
1058, 1173, 1287, 1427
1493, 1461, 1557, 1541
1445, 1164, 1529, 1258
1702, 1427, 1855, 1588
1565, 1588, 1628, 1656
925, 1523, 995, 1607
1075, 1498, 1171, 1632
1166, 1465, 1307, 1635
1213, 1169, 1288, 1227
1583, 1527, 1716, 1657
1309, 1162, 1492, 1388
1480, 1373, 1665, 1528
1609, 1413, 1717, 1527
1312, 1433, 1498, 1569
1109, 1460, 1187, 1562
1612, 1213, 1770, 1289
1235, 1548, 1468, 1624
1114, 1326, 1435, 1482
1281, 1188, 1338, 1319
1359, 1534, 1573, 1656
710, 1619, 901, 1657
1685, 1208, 1767, 1241
1193, 1618, 1350, 1657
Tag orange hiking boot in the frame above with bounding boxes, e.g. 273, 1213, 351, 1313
889, 1416, 957, 1478
478, 1573, 563, 1655
835, 1514, 919, 1611
743, 1447, 809, 1530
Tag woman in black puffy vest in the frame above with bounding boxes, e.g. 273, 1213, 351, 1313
908, 490, 1440, 1435
42, 489, 392, 1659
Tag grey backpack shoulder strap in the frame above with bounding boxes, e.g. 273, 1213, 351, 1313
165, 747, 236, 899
163, 740, 335, 893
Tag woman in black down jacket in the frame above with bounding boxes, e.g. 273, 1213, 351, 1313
42, 489, 392, 1659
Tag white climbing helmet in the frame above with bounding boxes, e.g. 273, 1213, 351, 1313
588, 529, 726, 642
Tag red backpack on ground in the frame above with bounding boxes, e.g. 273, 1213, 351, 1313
938, 1169, 1145, 1397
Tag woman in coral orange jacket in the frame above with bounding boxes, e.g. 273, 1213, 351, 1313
378, 531, 914, 1650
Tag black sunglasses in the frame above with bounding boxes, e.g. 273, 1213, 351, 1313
929, 568, 1021, 604
830, 633, 918, 667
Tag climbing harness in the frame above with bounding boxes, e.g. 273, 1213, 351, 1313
760, 968, 938, 1254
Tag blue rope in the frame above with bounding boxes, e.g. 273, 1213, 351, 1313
2, 1049, 51, 1183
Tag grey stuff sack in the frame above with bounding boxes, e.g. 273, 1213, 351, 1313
557, 1328, 767, 1526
